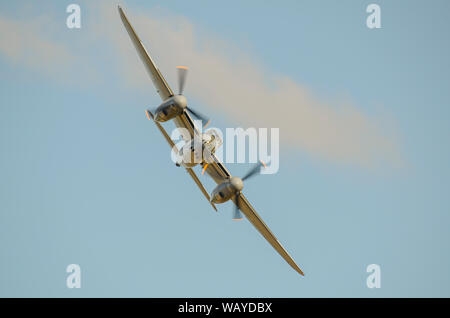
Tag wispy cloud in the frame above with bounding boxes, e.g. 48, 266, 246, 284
0, 3, 403, 168
0, 14, 73, 77
98, 4, 402, 168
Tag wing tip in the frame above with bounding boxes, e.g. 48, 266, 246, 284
294, 265, 305, 276
118, 5, 127, 24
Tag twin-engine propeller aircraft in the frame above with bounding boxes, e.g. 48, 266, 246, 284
118, 6, 304, 276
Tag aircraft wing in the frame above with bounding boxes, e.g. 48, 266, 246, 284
120, 7, 302, 275
118, 6, 174, 101
119, 6, 200, 142
146, 111, 217, 211
150, 107, 303, 274
233, 193, 305, 276
201, 153, 232, 185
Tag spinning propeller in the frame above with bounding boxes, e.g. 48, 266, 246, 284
176, 66, 210, 128
233, 160, 267, 221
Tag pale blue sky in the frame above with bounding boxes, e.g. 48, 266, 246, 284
1, 0, 450, 297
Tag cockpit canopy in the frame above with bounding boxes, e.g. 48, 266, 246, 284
202, 129, 223, 148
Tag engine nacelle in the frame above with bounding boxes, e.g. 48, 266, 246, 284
210, 177, 244, 204
154, 95, 187, 122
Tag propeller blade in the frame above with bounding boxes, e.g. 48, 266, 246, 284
176, 66, 188, 95
233, 209, 243, 221
232, 193, 243, 221
186, 106, 210, 124
242, 160, 266, 181
145, 110, 152, 120
146, 107, 159, 119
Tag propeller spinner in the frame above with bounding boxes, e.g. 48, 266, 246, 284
147, 66, 210, 127
232, 160, 267, 221
209, 160, 267, 220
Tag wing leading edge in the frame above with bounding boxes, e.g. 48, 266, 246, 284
119, 6, 204, 145
234, 193, 305, 276
118, 6, 173, 101
120, 7, 303, 276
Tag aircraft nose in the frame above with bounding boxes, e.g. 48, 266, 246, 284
210, 193, 219, 204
